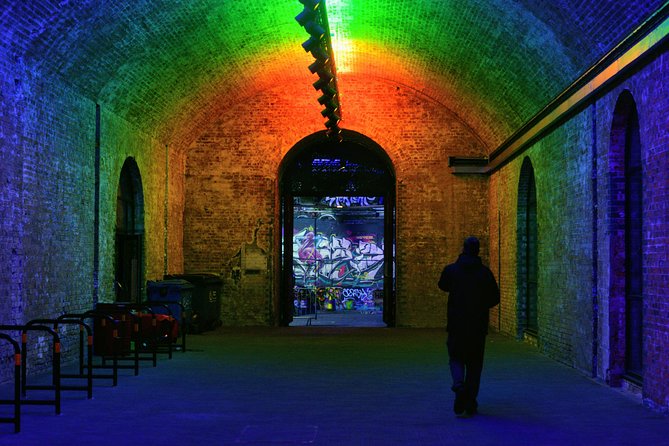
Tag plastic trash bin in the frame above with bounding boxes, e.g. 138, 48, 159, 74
164, 274, 222, 333
146, 279, 194, 326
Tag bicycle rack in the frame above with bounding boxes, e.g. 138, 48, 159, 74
143, 299, 188, 353
0, 333, 21, 433
26, 318, 93, 399
0, 324, 61, 415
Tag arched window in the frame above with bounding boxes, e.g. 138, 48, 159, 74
115, 158, 145, 302
517, 157, 538, 338
608, 90, 643, 384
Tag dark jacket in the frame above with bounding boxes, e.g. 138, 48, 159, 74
438, 253, 500, 336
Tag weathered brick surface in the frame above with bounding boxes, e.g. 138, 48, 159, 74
0, 54, 176, 379
184, 75, 488, 327
490, 114, 593, 371
183, 82, 305, 326
340, 77, 489, 328
0, 0, 667, 413
97, 110, 176, 301
0, 56, 96, 378
490, 52, 669, 410
0, 57, 25, 326
592, 52, 669, 411
16, 76, 95, 322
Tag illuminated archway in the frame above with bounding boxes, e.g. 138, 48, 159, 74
278, 130, 396, 327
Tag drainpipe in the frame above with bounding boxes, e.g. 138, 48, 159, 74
93, 104, 101, 304
591, 103, 599, 379
498, 208, 502, 331
163, 144, 169, 277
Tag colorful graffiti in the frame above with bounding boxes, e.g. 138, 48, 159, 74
294, 286, 382, 315
293, 226, 385, 290
323, 196, 380, 207
292, 196, 389, 313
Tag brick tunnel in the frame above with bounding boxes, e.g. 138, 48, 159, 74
1, 0, 669, 430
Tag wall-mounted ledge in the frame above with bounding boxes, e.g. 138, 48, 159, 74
448, 156, 488, 174
450, 3, 669, 176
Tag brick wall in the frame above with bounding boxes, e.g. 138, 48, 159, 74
0, 55, 97, 377
1, 1, 667, 412
340, 76, 490, 328
184, 74, 489, 327
0, 56, 25, 327
489, 52, 669, 410
184, 83, 305, 325
0, 52, 177, 379
593, 52, 669, 410
97, 109, 176, 301
489, 113, 593, 372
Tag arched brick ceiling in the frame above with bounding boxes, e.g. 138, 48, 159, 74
2, 0, 663, 151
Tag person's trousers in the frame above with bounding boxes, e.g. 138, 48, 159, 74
447, 333, 487, 405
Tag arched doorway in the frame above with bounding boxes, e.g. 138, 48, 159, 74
517, 156, 538, 340
115, 157, 145, 303
608, 90, 643, 386
279, 130, 396, 327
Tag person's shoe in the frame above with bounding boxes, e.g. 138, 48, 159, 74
452, 385, 466, 416
464, 399, 478, 417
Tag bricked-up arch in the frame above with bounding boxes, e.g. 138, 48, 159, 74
608, 90, 643, 386
517, 156, 538, 339
115, 158, 145, 303
279, 130, 396, 327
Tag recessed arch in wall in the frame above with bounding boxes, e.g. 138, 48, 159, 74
278, 130, 396, 327
115, 157, 145, 303
608, 90, 643, 386
517, 156, 538, 340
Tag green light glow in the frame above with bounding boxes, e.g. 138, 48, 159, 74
39, 0, 587, 149
325, 0, 353, 73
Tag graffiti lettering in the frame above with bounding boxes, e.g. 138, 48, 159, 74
293, 228, 387, 289
341, 288, 373, 301
323, 196, 377, 208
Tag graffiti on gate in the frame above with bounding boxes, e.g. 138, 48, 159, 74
293, 286, 381, 315
293, 227, 385, 289
323, 196, 379, 208
341, 287, 374, 302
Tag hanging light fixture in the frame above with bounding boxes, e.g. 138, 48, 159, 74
295, 0, 342, 138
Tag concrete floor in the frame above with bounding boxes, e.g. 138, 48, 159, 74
0, 327, 667, 445
290, 310, 386, 327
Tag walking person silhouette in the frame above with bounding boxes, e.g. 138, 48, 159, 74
438, 236, 500, 417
